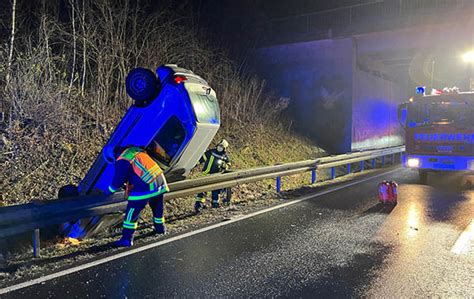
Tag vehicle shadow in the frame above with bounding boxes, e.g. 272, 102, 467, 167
413, 173, 474, 229
426, 172, 474, 192
361, 202, 396, 215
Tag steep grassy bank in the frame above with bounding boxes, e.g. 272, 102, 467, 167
0, 0, 325, 206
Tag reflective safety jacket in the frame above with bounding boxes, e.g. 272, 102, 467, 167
108, 147, 169, 200
200, 149, 230, 175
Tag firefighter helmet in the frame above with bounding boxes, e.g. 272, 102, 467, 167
218, 139, 229, 150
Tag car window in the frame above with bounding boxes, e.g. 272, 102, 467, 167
147, 116, 186, 166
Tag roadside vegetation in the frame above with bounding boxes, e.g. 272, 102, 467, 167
0, 0, 323, 207
0, 0, 329, 282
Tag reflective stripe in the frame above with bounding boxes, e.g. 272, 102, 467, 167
124, 208, 137, 230
126, 208, 135, 223
196, 197, 206, 203
127, 196, 151, 201
118, 147, 164, 184
123, 222, 137, 229
136, 154, 162, 179
134, 159, 147, 172
108, 185, 118, 193
134, 160, 151, 182
147, 165, 161, 175
142, 167, 156, 182
203, 156, 214, 174
135, 159, 162, 184
128, 185, 169, 201
154, 217, 164, 224
149, 169, 163, 180
146, 168, 163, 182
118, 147, 141, 161
196, 192, 208, 203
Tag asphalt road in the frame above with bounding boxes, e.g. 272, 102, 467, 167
2, 168, 473, 298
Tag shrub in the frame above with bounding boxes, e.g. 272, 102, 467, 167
0, 0, 288, 205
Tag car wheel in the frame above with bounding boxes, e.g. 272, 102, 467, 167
125, 68, 159, 106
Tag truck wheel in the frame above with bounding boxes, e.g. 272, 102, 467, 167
58, 184, 79, 199
125, 68, 159, 106
418, 170, 428, 184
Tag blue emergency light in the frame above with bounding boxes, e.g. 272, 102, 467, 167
416, 86, 426, 95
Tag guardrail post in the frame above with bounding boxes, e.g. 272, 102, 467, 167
32, 229, 40, 258
372, 158, 376, 168
276, 177, 281, 193
382, 156, 386, 167
331, 167, 336, 179
391, 154, 395, 164
360, 160, 365, 172
347, 164, 351, 174
311, 170, 317, 184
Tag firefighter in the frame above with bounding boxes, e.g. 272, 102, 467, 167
194, 139, 231, 213
106, 145, 169, 247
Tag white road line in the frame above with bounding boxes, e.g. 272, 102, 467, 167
0, 167, 402, 295
451, 220, 474, 255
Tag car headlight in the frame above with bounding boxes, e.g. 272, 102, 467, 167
407, 157, 420, 168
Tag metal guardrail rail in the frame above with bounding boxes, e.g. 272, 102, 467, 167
0, 146, 404, 255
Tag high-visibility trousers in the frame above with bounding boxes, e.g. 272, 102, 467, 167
122, 194, 165, 240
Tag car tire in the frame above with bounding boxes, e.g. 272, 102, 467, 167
125, 68, 159, 106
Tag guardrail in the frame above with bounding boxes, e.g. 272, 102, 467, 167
0, 146, 404, 257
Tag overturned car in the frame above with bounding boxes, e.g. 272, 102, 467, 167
60, 64, 220, 238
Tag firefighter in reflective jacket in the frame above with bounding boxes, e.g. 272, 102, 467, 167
194, 139, 231, 213
106, 146, 169, 247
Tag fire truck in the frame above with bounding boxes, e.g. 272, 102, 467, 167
398, 87, 474, 183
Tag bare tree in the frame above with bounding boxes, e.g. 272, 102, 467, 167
41, 0, 53, 80
1, 0, 288, 206
5, 0, 17, 89
80, 0, 86, 96
68, 0, 77, 95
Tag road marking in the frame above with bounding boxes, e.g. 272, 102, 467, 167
0, 167, 402, 295
451, 220, 474, 255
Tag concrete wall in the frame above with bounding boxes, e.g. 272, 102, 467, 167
253, 20, 474, 153
254, 35, 408, 154
351, 67, 405, 151
255, 38, 354, 153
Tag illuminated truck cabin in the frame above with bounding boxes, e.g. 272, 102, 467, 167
399, 90, 474, 183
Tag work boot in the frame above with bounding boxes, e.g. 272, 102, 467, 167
194, 201, 204, 214
114, 238, 133, 247
211, 201, 220, 209
155, 224, 167, 235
